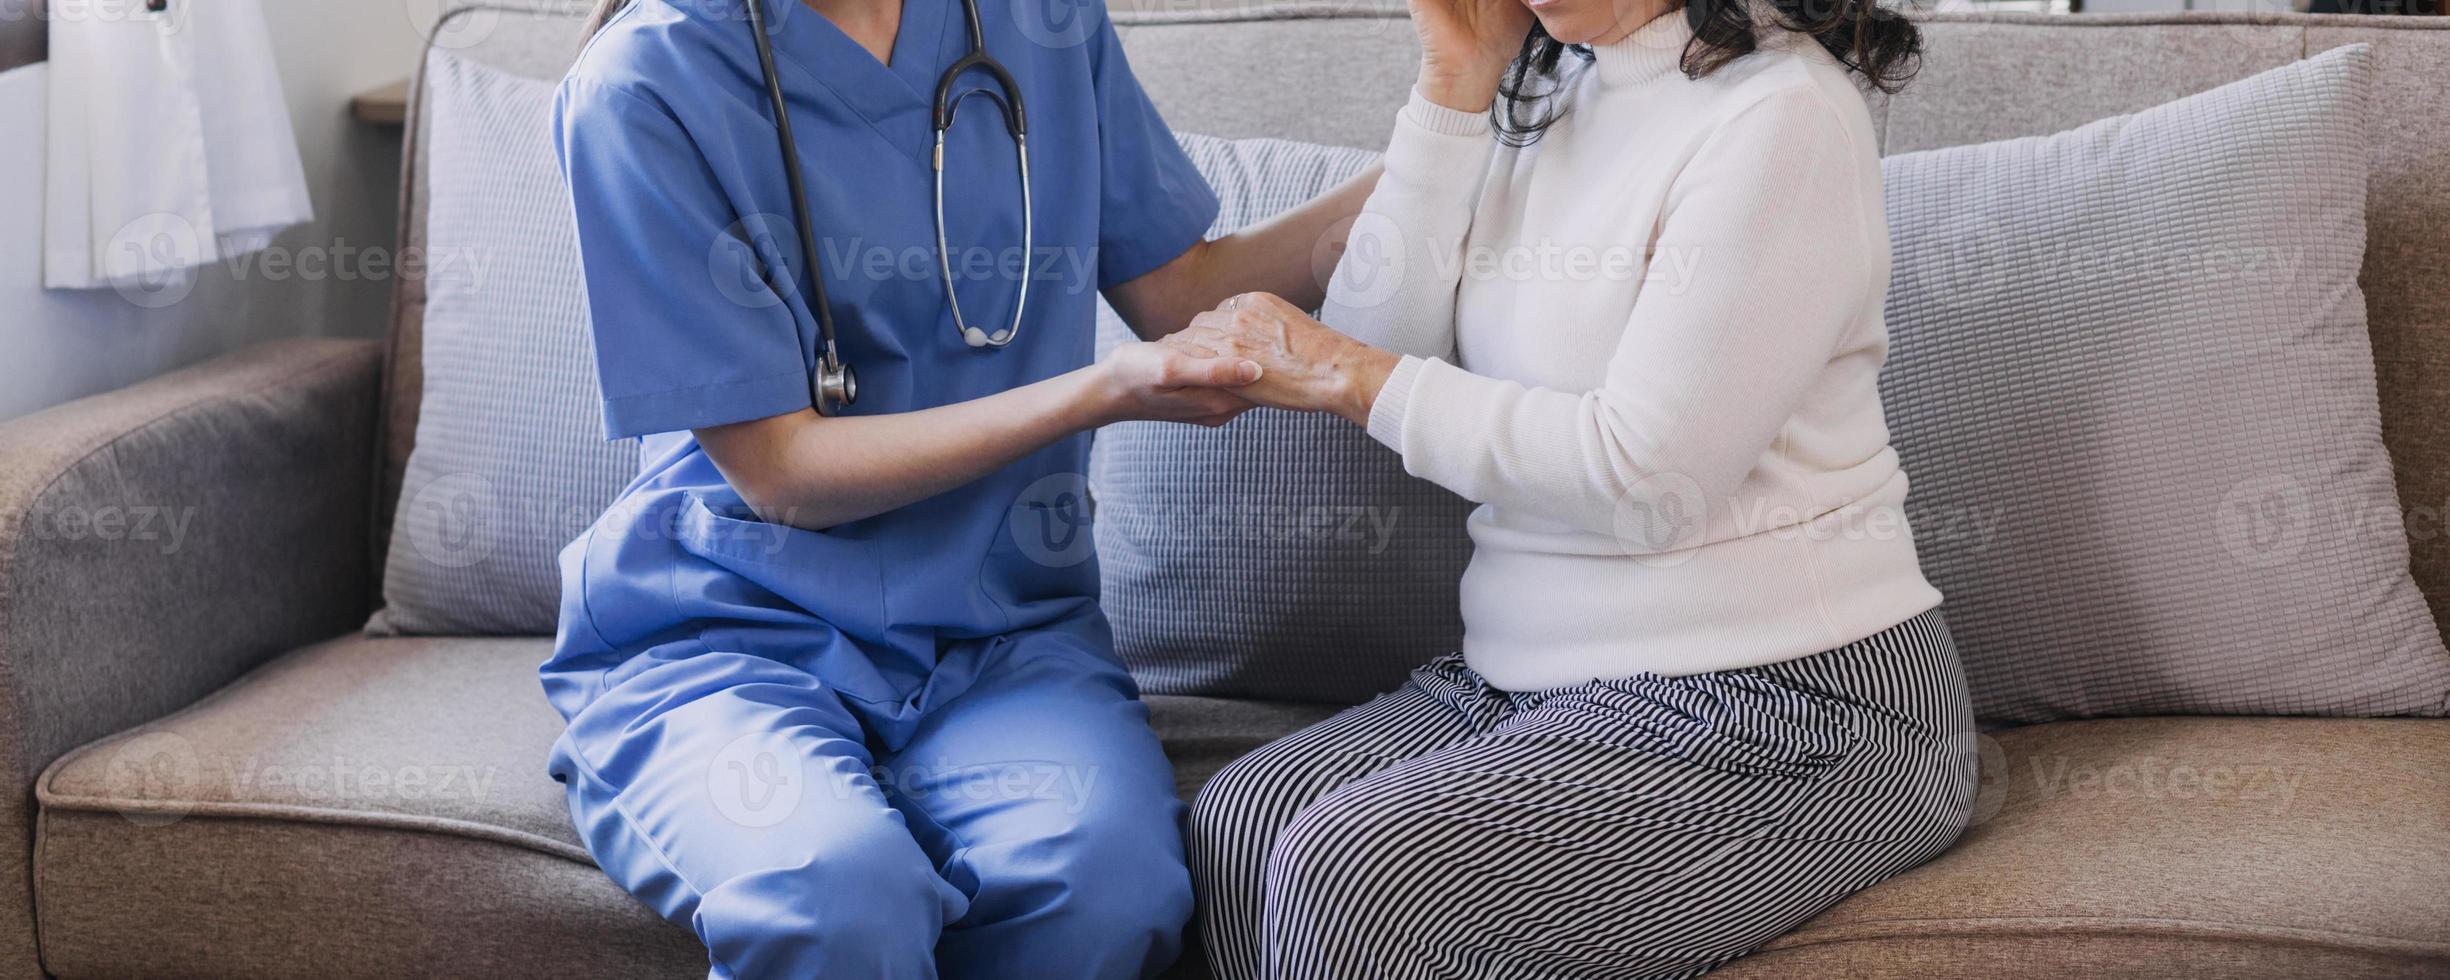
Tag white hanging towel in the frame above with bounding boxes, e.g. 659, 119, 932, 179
44, 0, 314, 290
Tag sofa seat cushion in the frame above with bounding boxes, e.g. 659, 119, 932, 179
33, 638, 2448, 979
30, 635, 1336, 979
1717, 717, 2450, 979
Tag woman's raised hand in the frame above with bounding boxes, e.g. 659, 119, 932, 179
1161, 293, 1400, 428
1409, 0, 1536, 113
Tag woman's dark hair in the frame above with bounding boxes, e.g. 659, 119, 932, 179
1496, 0, 1921, 147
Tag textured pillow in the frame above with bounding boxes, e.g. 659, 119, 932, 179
370, 50, 635, 635
1090, 134, 1476, 704
1880, 44, 2450, 724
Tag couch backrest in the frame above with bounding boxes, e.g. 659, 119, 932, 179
1871, 14, 2450, 641
378, 5, 2450, 636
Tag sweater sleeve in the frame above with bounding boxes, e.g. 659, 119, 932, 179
1369, 88, 1883, 548
1316, 89, 1495, 362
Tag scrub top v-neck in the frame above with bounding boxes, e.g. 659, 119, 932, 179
543, 0, 1219, 715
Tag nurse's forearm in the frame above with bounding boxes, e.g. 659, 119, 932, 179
698, 379, 1092, 530
1105, 164, 1383, 340
695, 345, 1258, 530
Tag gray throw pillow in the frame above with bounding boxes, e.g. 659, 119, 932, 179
371, 50, 635, 635
1879, 44, 2450, 723
1091, 134, 1476, 704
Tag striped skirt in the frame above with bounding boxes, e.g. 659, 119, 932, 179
1186, 610, 1978, 980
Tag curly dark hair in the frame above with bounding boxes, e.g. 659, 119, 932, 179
1496, 0, 1921, 147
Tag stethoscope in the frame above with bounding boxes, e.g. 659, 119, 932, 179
741, 0, 1035, 416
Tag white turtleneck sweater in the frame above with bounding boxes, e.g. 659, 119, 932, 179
1323, 14, 1942, 690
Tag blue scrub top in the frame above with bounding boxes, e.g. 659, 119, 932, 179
545, 0, 1217, 716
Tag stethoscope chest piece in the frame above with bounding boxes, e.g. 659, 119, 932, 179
817, 358, 857, 408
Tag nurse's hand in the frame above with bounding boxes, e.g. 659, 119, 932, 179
1090, 342, 1264, 428
1162, 292, 1400, 429
1411, 0, 1536, 113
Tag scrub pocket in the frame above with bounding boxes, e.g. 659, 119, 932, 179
979, 490, 1100, 614
671, 492, 898, 660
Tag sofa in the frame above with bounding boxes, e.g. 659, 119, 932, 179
2, 5, 2446, 978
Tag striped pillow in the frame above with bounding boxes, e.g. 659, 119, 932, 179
1878, 45, 2450, 723
371, 50, 636, 635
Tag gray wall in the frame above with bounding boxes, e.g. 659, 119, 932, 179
0, 0, 425, 421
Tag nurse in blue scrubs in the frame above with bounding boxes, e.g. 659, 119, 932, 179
546, 0, 1378, 976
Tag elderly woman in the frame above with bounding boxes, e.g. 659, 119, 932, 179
1170, 0, 1980, 975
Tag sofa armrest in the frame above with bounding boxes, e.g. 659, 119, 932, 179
0, 338, 381, 978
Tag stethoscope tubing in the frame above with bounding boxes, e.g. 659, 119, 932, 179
746, 0, 1033, 414
742, 0, 856, 413
934, 126, 1033, 349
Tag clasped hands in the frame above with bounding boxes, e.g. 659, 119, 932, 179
1101, 292, 1398, 430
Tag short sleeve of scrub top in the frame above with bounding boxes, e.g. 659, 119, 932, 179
556, 79, 817, 441
1083, 15, 1218, 289
546, 0, 1225, 709
558, 10, 1217, 444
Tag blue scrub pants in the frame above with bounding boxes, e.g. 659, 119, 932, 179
547, 628, 1192, 979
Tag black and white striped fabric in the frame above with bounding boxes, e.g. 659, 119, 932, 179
1187, 611, 1977, 979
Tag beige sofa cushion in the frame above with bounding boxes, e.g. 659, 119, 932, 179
35, 636, 2448, 978
29, 636, 1335, 978
1720, 717, 2450, 979
33, 637, 687, 979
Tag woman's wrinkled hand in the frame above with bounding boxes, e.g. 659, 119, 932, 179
1160, 292, 1399, 428
1409, 0, 1536, 113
